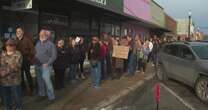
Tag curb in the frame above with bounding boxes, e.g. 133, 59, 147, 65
93, 73, 155, 110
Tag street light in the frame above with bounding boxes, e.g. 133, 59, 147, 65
188, 10, 192, 40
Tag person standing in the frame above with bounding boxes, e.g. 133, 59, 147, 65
104, 38, 113, 79
127, 36, 137, 76
35, 29, 57, 102
140, 40, 151, 74
15, 26, 35, 94
88, 36, 101, 88
78, 37, 86, 79
0, 39, 23, 110
99, 40, 107, 80
53, 38, 68, 90
68, 39, 80, 82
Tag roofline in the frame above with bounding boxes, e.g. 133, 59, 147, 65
165, 13, 177, 22
151, 0, 164, 10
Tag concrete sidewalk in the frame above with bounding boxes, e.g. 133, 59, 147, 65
46, 65, 155, 110
0, 65, 155, 110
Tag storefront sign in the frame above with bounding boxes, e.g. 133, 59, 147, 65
11, 0, 32, 10
124, 0, 151, 21
150, 0, 165, 27
41, 13, 68, 27
90, 0, 106, 5
112, 46, 130, 59
77, 0, 123, 14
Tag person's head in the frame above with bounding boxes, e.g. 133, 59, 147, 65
39, 29, 48, 42
57, 39, 65, 48
79, 36, 84, 44
16, 26, 24, 40
135, 35, 141, 41
153, 35, 157, 40
126, 35, 132, 41
92, 36, 99, 44
46, 30, 52, 40
5, 39, 16, 52
71, 39, 76, 47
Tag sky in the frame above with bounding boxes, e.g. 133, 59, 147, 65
154, 0, 208, 35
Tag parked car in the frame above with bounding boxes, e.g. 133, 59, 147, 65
157, 41, 208, 103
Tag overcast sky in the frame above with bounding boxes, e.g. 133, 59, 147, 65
154, 0, 208, 35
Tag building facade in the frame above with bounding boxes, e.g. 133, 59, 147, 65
0, 0, 171, 42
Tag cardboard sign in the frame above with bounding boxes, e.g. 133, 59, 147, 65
120, 39, 129, 46
112, 46, 129, 59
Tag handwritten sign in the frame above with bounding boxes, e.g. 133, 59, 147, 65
112, 46, 129, 59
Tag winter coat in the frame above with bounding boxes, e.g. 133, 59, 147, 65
53, 47, 68, 69
78, 43, 87, 62
68, 46, 80, 64
88, 43, 100, 61
0, 51, 22, 86
16, 36, 35, 64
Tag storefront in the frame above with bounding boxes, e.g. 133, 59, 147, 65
0, 0, 168, 42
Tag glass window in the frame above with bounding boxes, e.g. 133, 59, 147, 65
164, 45, 179, 56
192, 45, 208, 59
179, 45, 194, 60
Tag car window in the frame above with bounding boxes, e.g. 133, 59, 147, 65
192, 45, 208, 59
164, 45, 179, 56
178, 45, 195, 60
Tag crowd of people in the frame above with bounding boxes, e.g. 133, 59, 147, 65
0, 26, 164, 110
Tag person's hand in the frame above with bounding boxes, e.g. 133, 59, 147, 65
43, 64, 48, 68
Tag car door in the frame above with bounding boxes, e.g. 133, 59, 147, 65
173, 45, 196, 85
161, 45, 179, 76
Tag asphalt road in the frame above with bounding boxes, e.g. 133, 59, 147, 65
113, 78, 208, 110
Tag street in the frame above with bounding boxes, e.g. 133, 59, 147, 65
114, 78, 208, 110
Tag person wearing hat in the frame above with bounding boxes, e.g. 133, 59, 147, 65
0, 39, 23, 110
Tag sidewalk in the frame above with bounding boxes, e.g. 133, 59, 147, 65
0, 65, 155, 110
46, 65, 155, 110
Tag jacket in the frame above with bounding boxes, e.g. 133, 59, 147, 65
88, 43, 100, 61
68, 46, 80, 64
0, 51, 22, 86
78, 43, 87, 62
53, 47, 68, 69
16, 36, 35, 64
35, 40, 57, 66
100, 43, 108, 59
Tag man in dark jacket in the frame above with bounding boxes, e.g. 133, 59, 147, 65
68, 39, 80, 82
53, 38, 68, 89
88, 36, 101, 88
16, 26, 35, 94
78, 37, 86, 79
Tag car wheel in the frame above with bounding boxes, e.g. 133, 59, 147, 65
156, 64, 168, 81
195, 76, 208, 103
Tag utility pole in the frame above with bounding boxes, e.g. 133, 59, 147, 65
188, 10, 192, 40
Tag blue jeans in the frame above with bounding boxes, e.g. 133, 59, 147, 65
1, 85, 22, 110
69, 64, 78, 80
36, 66, 55, 101
128, 53, 137, 75
90, 61, 101, 87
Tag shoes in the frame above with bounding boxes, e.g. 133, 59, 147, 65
48, 99, 56, 105
94, 86, 101, 89
81, 74, 86, 79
